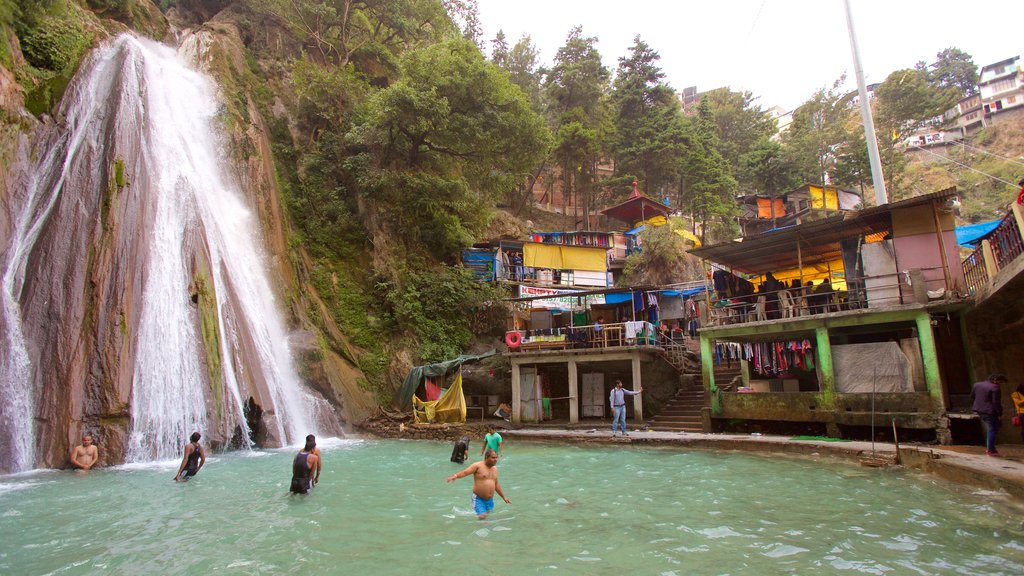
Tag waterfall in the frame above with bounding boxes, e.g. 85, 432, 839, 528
0, 34, 324, 470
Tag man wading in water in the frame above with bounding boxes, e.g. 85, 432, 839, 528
70, 435, 98, 470
446, 449, 509, 519
290, 435, 320, 494
174, 432, 206, 482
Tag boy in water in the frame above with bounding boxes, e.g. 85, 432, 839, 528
447, 449, 509, 519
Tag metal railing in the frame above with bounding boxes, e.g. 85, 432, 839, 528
507, 321, 669, 353
960, 202, 1024, 295
705, 269, 947, 327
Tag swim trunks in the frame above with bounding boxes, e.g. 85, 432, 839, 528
471, 493, 495, 516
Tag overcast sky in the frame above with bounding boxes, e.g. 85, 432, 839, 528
476, 0, 1024, 112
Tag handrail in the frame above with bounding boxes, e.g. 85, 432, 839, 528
959, 202, 1024, 295
705, 267, 949, 326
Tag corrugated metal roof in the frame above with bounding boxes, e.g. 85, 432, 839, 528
688, 188, 957, 275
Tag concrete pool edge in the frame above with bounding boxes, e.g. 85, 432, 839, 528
496, 428, 1024, 501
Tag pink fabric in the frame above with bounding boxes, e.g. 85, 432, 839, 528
425, 381, 442, 401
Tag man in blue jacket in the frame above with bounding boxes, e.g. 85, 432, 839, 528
972, 374, 1006, 456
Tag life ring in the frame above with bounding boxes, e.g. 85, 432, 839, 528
505, 330, 522, 349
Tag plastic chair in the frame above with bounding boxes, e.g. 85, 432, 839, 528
778, 289, 795, 319
753, 295, 767, 321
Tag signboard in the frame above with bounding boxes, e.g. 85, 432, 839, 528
519, 285, 605, 309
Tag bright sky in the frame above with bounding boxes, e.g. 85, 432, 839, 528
476, 0, 1024, 112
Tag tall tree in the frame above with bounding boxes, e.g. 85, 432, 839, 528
678, 99, 737, 243
543, 26, 609, 227
781, 77, 853, 187
874, 68, 949, 197
702, 88, 777, 184
609, 35, 686, 198
489, 29, 508, 68
347, 37, 549, 260
254, 0, 453, 69
930, 47, 979, 98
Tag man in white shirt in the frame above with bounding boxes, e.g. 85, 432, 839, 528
609, 379, 642, 436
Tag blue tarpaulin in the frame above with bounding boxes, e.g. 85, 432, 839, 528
605, 292, 633, 304
955, 220, 1000, 248
625, 225, 645, 236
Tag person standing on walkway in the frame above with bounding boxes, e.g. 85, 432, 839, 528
290, 435, 320, 494
174, 432, 206, 482
972, 374, 1006, 456
609, 379, 642, 436
1012, 382, 1024, 444
481, 425, 503, 458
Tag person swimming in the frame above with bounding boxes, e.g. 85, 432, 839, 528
451, 436, 470, 464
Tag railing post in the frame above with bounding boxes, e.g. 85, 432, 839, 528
981, 239, 998, 279
1013, 202, 1024, 244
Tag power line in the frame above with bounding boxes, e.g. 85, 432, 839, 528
908, 144, 1019, 189
955, 140, 1024, 169
742, 0, 767, 55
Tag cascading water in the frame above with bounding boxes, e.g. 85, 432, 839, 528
0, 33, 328, 471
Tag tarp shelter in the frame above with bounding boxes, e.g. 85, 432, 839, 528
523, 242, 607, 272
626, 222, 702, 248
396, 350, 497, 411
413, 372, 467, 423
832, 342, 912, 393
955, 220, 1000, 248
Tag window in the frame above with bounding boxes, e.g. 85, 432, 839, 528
1009, 96, 1017, 104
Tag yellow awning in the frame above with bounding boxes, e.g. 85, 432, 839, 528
752, 260, 847, 291
523, 243, 607, 272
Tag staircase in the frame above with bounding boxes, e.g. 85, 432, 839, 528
647, 338, 743, 432
647, 381, 705, 432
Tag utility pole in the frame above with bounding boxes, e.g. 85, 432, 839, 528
844, 0, 888, 205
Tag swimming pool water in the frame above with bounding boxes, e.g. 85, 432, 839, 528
1, 438, 1021, 575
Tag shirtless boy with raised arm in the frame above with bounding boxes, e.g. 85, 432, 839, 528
446, 449, 510, 519
70, 435, 98, 470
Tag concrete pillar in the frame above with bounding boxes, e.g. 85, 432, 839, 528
511, 361, 521, 424
568, 359, 579, 424
815, 326, 836, 407
631, 353, 643, 421
914, 312, 944, 404
700, 335, 719, 414
982, 239, 998, 279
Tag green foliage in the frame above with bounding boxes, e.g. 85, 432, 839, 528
609, 35, 686, 196
113, 158, 125, 187
781, 77, 854, 187
0, 0, 19, 28
929, 47, 978, 98
346, 37, 548, 259
619, 224, 701, 286
702, 88, 778, 186
18, 13, 88, 72
252, 0, 453, 71
384, 265, 507, 362
678, 99, 736, 243
543, 26, 609, 216
740, 136, 799, 199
